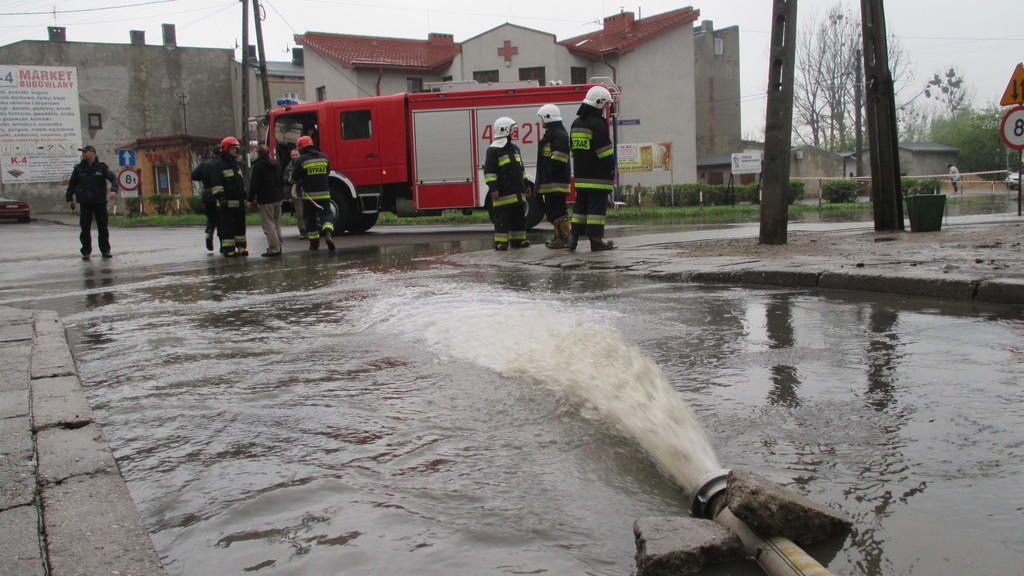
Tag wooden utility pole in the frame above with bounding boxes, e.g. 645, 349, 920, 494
760, 0, 798, 245
860, 0, 903, 231
854, 48, 864, 177
252, 0, 272, 116
240, 0, 250, 163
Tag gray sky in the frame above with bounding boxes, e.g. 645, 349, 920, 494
3, 0, 1022, 136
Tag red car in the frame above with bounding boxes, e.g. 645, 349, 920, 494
0, 197, 31, 222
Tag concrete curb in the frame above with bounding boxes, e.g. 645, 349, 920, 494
23, 309, 165, 576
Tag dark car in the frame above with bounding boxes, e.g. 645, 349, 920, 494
0, 197, 31, 222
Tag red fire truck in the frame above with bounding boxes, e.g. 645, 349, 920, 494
266, 82, 617, 233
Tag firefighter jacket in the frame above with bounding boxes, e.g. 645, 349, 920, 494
484, 140, 525, 207
570, 104, 615, 194
190, 159, 217, 202
291, 147, 331, 200
66, 159, 116, 205
209, 153, 246, 203
535, 122, 571, 195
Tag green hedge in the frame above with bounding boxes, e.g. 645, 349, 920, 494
187, 195, 206, 214
821, 180, 859, 203
621, 181, 805, 207
149, 194, 177, 215
902, 177, 942, 195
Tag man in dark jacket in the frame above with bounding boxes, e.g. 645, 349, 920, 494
569, 86, 616, 251
210, 136, 248, 257
484, 116, 530, 250
248, 145, 284, 257
290, 135, 335, 251
66, 145, 117, 260
535, 104, 572, 248
190, 150, 218, 252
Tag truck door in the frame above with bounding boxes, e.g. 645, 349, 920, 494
336, 105, 382, 186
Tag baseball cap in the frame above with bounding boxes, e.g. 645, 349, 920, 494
78, 145, 96, 153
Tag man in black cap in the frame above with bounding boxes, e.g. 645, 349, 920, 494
66, 145, 117, 260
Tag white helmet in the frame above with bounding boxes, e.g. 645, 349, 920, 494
583, 85, 612, 108
537, 104, 562, 123
493, 116, 516, 139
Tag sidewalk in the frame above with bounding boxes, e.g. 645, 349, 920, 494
457, 214, 1024, 306
0, 307, 164, 576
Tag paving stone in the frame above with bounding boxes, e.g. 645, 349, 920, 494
42, 473, 165, 576
725, 469, 851, 546
36, 424, 118, 486
0, 307, 33, 325
0, 321, 33, 343
0, 388, 29, 420
818, 269, 977, 301
0, 418, 35, 511
0, 505, 46, 576
634, 516, 744, 576
0, 341, 31, 393
975, 277, 1024, 305
32, 376, 94, 432
30, 341, 76, 380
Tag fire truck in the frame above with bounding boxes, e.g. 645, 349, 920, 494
266, 82, 617, 233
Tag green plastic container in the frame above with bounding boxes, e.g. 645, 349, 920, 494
905, 194, 946, 232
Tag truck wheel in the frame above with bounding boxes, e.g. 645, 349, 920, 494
330, 181, 356, 233
349, 211, 379, 233
525, 189, 545, 230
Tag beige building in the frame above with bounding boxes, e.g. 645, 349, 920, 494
295, 6, 742, 187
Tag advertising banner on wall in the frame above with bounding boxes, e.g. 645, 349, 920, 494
0, 65, 82, 184
617, 142, 672, 173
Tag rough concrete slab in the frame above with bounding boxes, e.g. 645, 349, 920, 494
42, 472, 165, 576
0, 307, 33, 325
725, 469, 851, 546
30, 341, 76, 380
818, 269, 978, 301
0, 341, 31, 393
0, 321, 33, 343
740, 267, 823, 288
0, 389, 29, 419
36, 423, 118, 486
975, 277, 1024, 305
0, 418, 35, 510
0, 505, 46, 576
634, 516, 744, 576
32, 376, 94, 432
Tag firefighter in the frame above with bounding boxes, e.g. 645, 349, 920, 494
190, 149, 218, 252
569, 85, 616, 251
535, 104, 572, 249
210, 136, 248, 257
484, 116, 530, 250
290, 135, 335, 251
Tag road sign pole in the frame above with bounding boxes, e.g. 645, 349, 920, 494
1018, 149, 1022, 217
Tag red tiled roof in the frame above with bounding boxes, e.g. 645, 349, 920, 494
560, 7, 700, 58
295, 31, 460, 72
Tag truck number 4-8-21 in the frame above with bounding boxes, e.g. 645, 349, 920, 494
482, 122, 542, 145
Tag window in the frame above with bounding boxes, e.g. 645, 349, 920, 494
442, 75, 453, 82
154, 165, 178, 194
316, 85, 326, 102
341, 110, 372, 140
519, 66, 545, 86
473, 69, 499, 83
88, 113, 102, 129
571, 67, 588, 85
714, 37, 724, 56
281, 91, 299, 101
406, 77, 424, 93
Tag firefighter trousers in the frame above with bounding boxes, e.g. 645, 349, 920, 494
203, 199, 217, 243
303, 197, 336, 240
493, 200, 527, 248
216, 198, 247, 254
571, 189, 609, 238
542, 192, 568, 225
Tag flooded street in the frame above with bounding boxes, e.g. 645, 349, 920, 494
3, 223, 1024, 575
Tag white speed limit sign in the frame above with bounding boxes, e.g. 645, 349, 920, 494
118, 168, 140, 198
1000, 106, 1024, 150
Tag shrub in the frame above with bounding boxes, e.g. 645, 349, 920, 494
902, 177, 941, 195
125, 197, 142, 216
187, 195, 206, 214
821, 180, 859, 203
788, 180, 806, 204
149, 194, 177, 215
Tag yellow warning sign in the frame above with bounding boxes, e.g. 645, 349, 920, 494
1000, 63, 1024, 106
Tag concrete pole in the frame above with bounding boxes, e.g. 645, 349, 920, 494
859, 0, 904, 231
252, 0, 272, 118
760, 0, 798, 245
240, 0, 250, 165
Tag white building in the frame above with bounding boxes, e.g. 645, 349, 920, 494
297, 6, 741, 187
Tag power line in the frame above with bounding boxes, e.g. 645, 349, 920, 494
0, 0, 176, 17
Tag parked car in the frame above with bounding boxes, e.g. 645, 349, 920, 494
0, 197, 30, 222
1007, 171, 1020, 191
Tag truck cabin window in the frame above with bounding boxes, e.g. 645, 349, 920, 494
274, 113, 319, 159
342, 110, 372, 140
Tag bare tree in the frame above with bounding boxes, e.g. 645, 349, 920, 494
925, 67, 971, 119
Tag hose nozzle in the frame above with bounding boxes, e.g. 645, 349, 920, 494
690, 468, 731, 520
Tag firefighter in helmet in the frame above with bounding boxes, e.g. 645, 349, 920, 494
569, 85, 616, 251
210, 136, 248, 257
535, 104, 572, 248
484, 116, 530, 250
290, 135, 335, 251
190, 148, 218, 252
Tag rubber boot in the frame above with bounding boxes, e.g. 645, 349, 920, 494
589, 236, 616, 251
567, 234, 579, 251
324, 230, 335, 252
309, 238, 320, 251
545, 233, 567, 249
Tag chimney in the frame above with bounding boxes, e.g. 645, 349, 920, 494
130, 30, 146, 46
48, 26, 66, 42
602, 11, 636, 35
162, 23, 176, 47
427, 33, 454, 45
291, 47, 304, 66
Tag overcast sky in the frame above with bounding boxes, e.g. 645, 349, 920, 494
3, 0, 1022, 136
